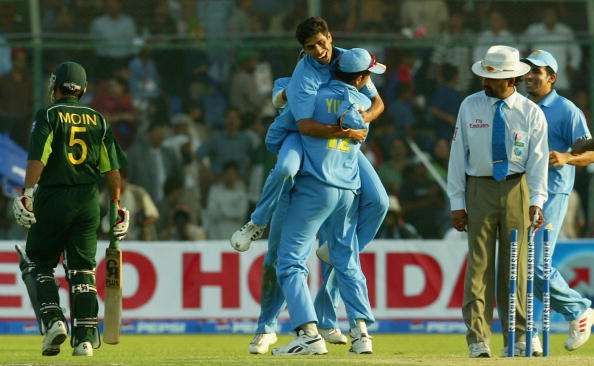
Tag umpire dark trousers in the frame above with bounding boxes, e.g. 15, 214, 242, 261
463, 174, 530, 346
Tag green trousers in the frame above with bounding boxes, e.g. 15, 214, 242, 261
464, 175, 530, 346
26, 184, 100, 269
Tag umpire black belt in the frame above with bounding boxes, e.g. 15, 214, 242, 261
472, 172, 524, 181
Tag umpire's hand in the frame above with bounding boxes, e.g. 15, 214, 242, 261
529, 205, 544, 229
451, 210, 467, 232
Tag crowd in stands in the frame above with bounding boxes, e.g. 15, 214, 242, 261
0, 0, 591, 241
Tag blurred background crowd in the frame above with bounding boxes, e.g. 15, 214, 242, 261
0, 0, 592, 241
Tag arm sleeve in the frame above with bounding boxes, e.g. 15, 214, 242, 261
272, 77, 291, 109
287, 67, 319, 121
360, 79, 379, 99
28, 109, 54, 165
569, 105, 591, 144
446, 104, 467, 211
99, 121, 123, 173
526, 109, 549, 208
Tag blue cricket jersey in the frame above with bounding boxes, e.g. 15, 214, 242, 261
265, 47, 378, 153
539, 89, 591, 194
299, 80, 371, 190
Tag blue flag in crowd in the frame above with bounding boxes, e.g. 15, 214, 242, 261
0, 134, 26, 197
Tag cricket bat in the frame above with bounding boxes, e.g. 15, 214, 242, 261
103, 201, 122, 344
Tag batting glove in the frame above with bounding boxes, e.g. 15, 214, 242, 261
13, 188, 36, 228
112, 205, 130, 240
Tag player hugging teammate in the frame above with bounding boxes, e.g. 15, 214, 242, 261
230, 17, 388, 356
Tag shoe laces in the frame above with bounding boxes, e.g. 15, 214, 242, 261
251, 334, 266, 345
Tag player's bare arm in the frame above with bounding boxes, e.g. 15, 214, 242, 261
297, 119, 367, 142
550, 150, 594, 167
359, 94, 384, 123
24, 160, 45, 189
105, 169, 122, 201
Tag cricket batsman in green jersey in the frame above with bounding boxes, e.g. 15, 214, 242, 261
12, 61, 130, 357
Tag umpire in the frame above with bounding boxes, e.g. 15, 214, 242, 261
12, 61, 129, 357
447, 46, 548, 357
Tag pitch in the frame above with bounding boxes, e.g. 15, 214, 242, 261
0, 334, 593, 365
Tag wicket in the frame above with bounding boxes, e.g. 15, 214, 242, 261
507, 226, 552, 357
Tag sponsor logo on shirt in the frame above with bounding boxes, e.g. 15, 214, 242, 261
469, 119, 489, 128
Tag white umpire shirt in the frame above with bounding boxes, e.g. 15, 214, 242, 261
447, 90, 549, 211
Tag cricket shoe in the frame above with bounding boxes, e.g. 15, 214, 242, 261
230, 221, 265, 252
501, 335, 543, 357
468, 341, 491, 358
565, 307, 594, 351
349, 331, 373, 354
73, 341, 93, 356
319, 328, 347, 344
248, 333, 277, 354
271, 330, 328, 356
41, 320, 67, 356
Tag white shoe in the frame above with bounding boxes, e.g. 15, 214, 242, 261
565, 308, 594, 351
349, 330, 373, 354
468, 342, 491, 358
248, 333, 277, 354
271, 330, 328, 356
316, 243, 330, 264
319, 328, 347, 344
73, 341, 93, 356
41, 320, 68, 356
230, 221, 265, 252
502, 335, 542, 357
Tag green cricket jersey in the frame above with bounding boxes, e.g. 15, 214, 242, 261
29, 97, 120, 186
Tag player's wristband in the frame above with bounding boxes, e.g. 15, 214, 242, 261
23, 187, 34, 197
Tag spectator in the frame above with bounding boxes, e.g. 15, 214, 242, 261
561, 190, 585, 239
187, 73, 228, 129
522, 5, 582, 94
473, 9, 517, 66
127, 123, 180, 204
229, 51, 267, 117
0, 4, 15, 76
432, 138, 450, 180
322, 0, 357, 33
42, 1, 76, 33
197, 0, 234, 82
387, 84, 416, 138
90, 0, 138, 77
144, 0, 177, 37
128, 47, 162, 112
101, 170, 159, 241
0, 49, 33, 148
162, 114, 204, 219
431, 12, 474, 93
400, 0, 449, 38
400, 160, 444, 238
204, 162, 249, 239
91, 77, 137, 148
357, 0, 390, 33
378, 138, 410, 195
228, 0, 264, 35
377, 195, 420, 239
162, 205, 207, 241
429, 64, 463, 139
197, 108, 253, 176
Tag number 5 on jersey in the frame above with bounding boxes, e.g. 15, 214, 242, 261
68, 126, 87, 165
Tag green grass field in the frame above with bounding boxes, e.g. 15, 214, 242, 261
1, 334, 593, 366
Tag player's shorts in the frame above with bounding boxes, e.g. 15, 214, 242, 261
26, 184, 100, 270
